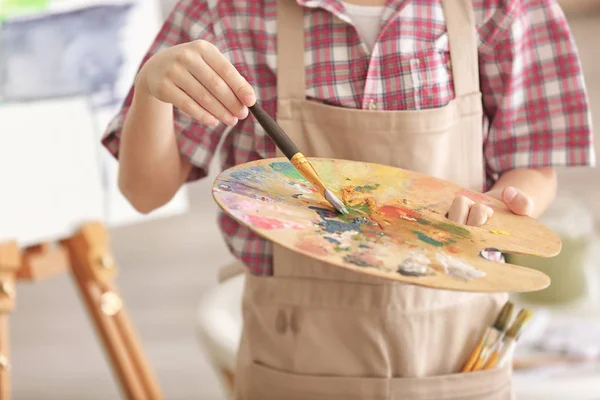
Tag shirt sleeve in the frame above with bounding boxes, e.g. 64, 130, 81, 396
101, 0, 226, 182
480, 0, 596, 180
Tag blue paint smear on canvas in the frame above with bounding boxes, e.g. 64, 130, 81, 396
0, 4, 134, 106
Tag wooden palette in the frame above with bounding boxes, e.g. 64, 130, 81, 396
212, 158, 560, 293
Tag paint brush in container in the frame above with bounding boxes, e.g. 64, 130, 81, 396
462, 301, 515, 372
485, 309, 534, 370
249, 102, 348, 215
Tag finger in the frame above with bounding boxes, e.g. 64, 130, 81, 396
174, 70, 238, 126
447, 196, 474, 225
466, 203, 494, 227
198, 41, 256, 107
502, 187, 534, 216
188, 55, 248, 120
168, 83, 219, 126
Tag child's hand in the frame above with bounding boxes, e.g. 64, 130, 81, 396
136, 40, 256, 127
446, 187, 534, 227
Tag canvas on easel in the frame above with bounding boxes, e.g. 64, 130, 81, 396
0, 1, 185, 399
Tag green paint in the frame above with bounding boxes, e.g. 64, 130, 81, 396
269, 162, 307, 183
1, 0, 49, 20
334, 246, 350, 252
343, 202, 371, 218
354, 184, 380, 192
435, 222, 471, 237
414, 231, 443, 247
416, 218, 432, 226
345, 177, 351, 181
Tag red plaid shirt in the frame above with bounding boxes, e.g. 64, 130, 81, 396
103, 0, 595, 275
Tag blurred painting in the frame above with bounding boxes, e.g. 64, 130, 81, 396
0, 2, 134, 106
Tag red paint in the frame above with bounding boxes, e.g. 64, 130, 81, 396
379, 205, 421, 219
456, 189, 490, 203
300, 183, 318, 193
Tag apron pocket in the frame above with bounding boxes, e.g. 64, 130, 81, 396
245, 361, 389, 400
243, 362, 512, 400
390, 365, 513, 400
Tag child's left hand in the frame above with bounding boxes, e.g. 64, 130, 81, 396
447, 186, 534, 227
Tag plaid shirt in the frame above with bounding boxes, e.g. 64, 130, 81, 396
103, 0, 595, 275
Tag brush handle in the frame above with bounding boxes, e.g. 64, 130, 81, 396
249, 103, 300, 159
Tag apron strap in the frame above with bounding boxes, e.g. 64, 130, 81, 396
277, 0, 306, 101
441, 0, 480, 96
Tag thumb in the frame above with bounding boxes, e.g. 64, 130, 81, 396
502, 187, 534, 216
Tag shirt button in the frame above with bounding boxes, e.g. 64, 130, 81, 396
368, 100, 378, 111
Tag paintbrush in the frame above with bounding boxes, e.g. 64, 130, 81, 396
471, 301, 516, 371
490, 309, 534, 369
249, 102, 348, 215
462, 301, 515, 372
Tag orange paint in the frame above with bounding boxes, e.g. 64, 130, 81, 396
446, 245, 460, 254
378, 205, 421, 219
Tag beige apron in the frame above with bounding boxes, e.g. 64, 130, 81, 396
233, 0, 513, 398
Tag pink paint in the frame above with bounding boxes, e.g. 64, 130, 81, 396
242, 214, 303, 230
456, 189, 490, 204
296, 237, 330, 256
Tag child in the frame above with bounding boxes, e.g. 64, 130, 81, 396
103, 0, 595, 398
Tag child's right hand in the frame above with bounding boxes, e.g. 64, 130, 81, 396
136, 40, 256, 127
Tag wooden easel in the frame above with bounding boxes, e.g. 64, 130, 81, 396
0, 222, 163, 400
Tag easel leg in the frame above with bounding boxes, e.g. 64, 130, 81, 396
64, 223, 162, 400
0, 315, 9, 400
0, 242, 20, 400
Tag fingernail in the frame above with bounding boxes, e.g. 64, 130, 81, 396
209, 117, 219, 127
504, 187, 518, 202
237, 107, 248, 119
242, 94, 256, 107
227, 117, 239, 126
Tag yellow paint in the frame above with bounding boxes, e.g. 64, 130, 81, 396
490, 229, 511, 236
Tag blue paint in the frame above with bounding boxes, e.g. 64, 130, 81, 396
230, 166, 267, 182
324, 237, 340, 244
320, 219, 363, 234
309, 206, 337, 219
309, 206, 365, 233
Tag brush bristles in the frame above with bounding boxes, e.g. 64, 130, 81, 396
493, 301, 515, 332
506, 309, 533, 339
324, 188, 349, 215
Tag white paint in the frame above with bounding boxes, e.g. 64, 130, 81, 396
436, 251, 486, 280
398, 250, 431, 276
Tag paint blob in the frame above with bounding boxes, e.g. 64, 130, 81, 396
242, 214, 303, 230
344, 251, 382, 269
414, 232, 444, 247
270, 161, 308, 182
397, 251, 432, 277
489, 230, 511, 236
436, 252, 486, 281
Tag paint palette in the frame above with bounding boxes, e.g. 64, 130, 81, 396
212, 158, 560, 293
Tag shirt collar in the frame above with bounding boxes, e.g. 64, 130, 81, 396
294, 0, 410, 28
